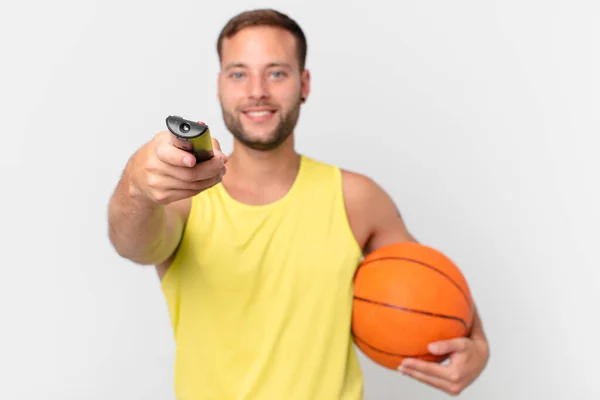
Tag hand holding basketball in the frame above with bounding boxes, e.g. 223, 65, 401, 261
351, 241, 489, 395
398, 335, 489, 396
352, 242, 474, 367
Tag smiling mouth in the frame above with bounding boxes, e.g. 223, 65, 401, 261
244, 110, 274, 117
241, 109, 277, 122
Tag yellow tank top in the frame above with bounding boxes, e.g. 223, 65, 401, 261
160, 155, 364, 400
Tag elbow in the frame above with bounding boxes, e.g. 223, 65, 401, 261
107, 227, 150, 265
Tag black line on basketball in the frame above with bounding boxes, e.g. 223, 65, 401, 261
353, 295, 468, 331
358, 256, 472, 312
352, 333, 431, 358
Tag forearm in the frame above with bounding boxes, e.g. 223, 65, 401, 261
469, 305, 490, 357
108, 165, 184, 265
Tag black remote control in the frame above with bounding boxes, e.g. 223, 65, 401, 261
165, 115, 214, 162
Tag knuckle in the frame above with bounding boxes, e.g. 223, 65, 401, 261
146, 174, 161, 189
156, 130, 170, 141
144, 157, 161, 174
151, 190, 168, 204
154, 133, 173, 157
448, 384, 462, 396
450, 371, 461, 383
157, 146, 174, 165
154, 146, 165, 163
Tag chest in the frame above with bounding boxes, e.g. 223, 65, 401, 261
191, 206, 362, 294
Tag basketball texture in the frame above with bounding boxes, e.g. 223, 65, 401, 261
351, 242, 474, 369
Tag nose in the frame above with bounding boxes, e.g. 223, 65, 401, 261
248, 74, 268, 100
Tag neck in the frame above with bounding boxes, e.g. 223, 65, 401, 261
224, 134, 300, 189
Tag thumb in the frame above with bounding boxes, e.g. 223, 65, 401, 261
211, 137, 229, 164
428, 338, 469, 355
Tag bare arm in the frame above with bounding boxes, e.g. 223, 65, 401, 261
347, 171, 490, 392
361, 184, 418, 254
342, 170, 417, 255
354, 172, 488, 341
467, 305, 488, 353
108, 131, 226, 266
108, 157, 190, 265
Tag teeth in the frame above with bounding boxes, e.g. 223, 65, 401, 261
247, 111, 271, 117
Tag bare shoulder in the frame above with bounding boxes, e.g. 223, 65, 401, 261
155, 197, 192, 280
341, 169, 417, 255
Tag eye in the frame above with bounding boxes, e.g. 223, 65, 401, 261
229, 71, 245, 79
270, 71, 286, 79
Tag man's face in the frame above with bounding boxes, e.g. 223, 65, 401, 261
217, 26, 310, 151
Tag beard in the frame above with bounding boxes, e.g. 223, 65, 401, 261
221, 96, 302, 151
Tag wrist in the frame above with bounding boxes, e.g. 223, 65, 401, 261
473, 335, 490, 362
123, 158, 155, 209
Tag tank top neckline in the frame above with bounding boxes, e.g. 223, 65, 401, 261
215, 154, 307, 211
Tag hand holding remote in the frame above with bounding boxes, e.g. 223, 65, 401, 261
127, 119, 228, 206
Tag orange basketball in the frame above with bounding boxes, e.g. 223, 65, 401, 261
352, 242, 474, 369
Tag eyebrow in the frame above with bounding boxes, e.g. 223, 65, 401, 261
223, 62, 294, 70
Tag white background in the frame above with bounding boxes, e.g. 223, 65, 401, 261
1, 0, 598, 399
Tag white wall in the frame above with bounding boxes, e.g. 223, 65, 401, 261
1, 0, 598, 399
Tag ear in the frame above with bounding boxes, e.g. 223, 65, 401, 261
301, 69, 310, 103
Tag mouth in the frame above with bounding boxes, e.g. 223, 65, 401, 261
241, 108, 277, 122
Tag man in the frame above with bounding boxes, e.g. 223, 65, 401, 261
108, 8, 489, 399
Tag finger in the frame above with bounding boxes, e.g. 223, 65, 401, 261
159, 156, 224, 182
211, 137, 229, 163
157, 152, 225, 182
400, 358, 452, 381
148, 173, 224, 203
428, 338, 470, 356
188, 156, 224, 181
399, 366, 460, 396
211, 136, 221, 151
168, 169, 224, 191
156, 137, 197, 168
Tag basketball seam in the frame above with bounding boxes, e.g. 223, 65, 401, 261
352, 333, 432, 358
358, 256, 473, 314
353, 296, 468, 331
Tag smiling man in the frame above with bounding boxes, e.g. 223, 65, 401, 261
108, 8, 489, 400
218, 23, 306, 153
